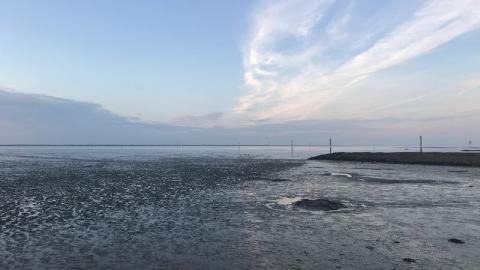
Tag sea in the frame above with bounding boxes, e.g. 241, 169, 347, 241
1, 146, 479, 269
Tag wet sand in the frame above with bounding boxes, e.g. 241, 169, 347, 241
1, 148, 480, 269
309, 152, 480, 167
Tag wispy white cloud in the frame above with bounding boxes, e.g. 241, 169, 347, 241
456, 77, 480, 96
236, 0, 480, 122
326, 1, 353, 41
236, 0, 333, 112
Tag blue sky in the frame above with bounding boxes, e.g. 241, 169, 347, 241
0, 0, 251, 120
1, 0, 480, 144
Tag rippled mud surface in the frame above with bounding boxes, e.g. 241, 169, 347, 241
1, 148, 480, 269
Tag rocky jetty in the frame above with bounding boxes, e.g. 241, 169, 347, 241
308, 152, 480, 167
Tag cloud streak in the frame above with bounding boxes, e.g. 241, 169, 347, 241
237, 0, 480, 122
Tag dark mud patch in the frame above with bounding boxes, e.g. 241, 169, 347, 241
448, 170, 469, 173
403, 258, 416, 263
293, 199, 347, 211
448, 238, 465, 244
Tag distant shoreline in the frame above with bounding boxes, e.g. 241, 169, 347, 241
0, 144, 464, 148
308, 152, 480, 167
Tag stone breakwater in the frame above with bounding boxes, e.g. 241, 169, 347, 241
308, 152, 480, 167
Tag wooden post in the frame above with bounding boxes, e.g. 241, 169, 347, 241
291, 140, 294, 156
329, 138, 332, 154
419, 136, 423, 153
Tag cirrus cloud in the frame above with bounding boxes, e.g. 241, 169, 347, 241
237, 0, 480, 122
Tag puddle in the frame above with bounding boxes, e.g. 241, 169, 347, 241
276, 196, 302, 205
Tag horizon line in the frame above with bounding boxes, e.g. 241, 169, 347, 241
0, 144, 464, 148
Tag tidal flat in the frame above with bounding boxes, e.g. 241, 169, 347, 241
1, 147, 480, 269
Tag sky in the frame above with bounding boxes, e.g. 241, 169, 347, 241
1, 0, 480, 145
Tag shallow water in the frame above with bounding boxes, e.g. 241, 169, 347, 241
1, 147, 479, 269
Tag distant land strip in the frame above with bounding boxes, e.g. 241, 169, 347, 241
1, 144, 338, 147
308, 152, 480, 167
0, 144, 461, 148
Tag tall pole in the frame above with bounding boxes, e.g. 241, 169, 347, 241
329, 138, 332, 154
291, 140, 294, 157
419, 136, 423, 153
